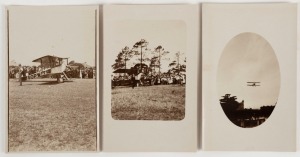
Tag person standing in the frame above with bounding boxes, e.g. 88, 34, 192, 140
131, 73, 136, 89
79, 69, 82, 79
18, 64, 23, 86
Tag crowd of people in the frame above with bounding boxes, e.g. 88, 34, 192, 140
160, 74, 186, 85
65, 68, 95, 79
9, 65, 96, 79
111, 72, 186, 88
9, 65, 37, 79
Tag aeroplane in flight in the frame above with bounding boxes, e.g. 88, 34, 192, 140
247, 82, 260, 87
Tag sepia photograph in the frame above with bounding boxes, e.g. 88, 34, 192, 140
8, 6, 98, 151
203, 3, 296, 151
103, 5, 198, 151
110, 20, 186, 120
217, 32, 280, 128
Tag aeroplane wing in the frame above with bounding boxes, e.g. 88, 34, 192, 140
247, 84, 260, 86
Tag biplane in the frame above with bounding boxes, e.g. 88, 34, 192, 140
23, 55, 71, 83
247, 82, 260, 87
112, 63, 154, 87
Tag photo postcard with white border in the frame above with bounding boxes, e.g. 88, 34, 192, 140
7, 5, 100, 152
102, 4, 199, 151
202, 3, 297, 151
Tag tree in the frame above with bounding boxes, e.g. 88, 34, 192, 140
69, 60, 75, 64
168, 51, 185, 74
175, 51, 182, 68
150, 56, 159, 68
136, 50, 151, 63
133, 39, 149, 71
169, 60, 177, 68
112, 55, 125, 70
149, 56, 159, 76
154, 45, 169, 76
120, 46, 134, 69
112, 46, 134, 70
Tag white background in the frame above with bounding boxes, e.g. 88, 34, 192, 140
102, 5, 198, 152
0, 0, 299, 157
202, 3, 297, 151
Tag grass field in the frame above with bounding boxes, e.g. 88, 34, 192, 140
9, 79, 96, 151
111, 85, 185, 120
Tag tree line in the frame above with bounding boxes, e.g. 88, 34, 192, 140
112, 39, 186, 75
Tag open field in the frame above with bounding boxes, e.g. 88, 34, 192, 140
9, 79, 96, 151
111, 85, 185, 120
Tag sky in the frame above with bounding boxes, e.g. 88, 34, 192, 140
9, 6, 96, 66
110, 20, 186, 72
217, 32, 280, 109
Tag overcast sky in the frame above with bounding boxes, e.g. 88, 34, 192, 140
110, 20, 186, 72
217, 33, 280, 109
9, 6, 96, 66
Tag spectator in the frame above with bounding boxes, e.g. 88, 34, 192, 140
18, 64, 24, 86
131, 74, 136, 89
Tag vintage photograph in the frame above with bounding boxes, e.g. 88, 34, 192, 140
8, 6, 98, 151
111, 20, 186, 120
203, 3, 296, 151
103, 5, 198, 151
217, 32, 280, 128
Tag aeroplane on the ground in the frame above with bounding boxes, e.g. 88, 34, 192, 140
247, 82, 260, 87
22, 55, 71, 83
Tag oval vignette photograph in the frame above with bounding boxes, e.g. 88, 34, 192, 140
217, 32, 280, 128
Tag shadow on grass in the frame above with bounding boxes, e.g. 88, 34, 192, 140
38, 81, 73, 85
18, 84, 33, 86
24, 80, 56, 83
